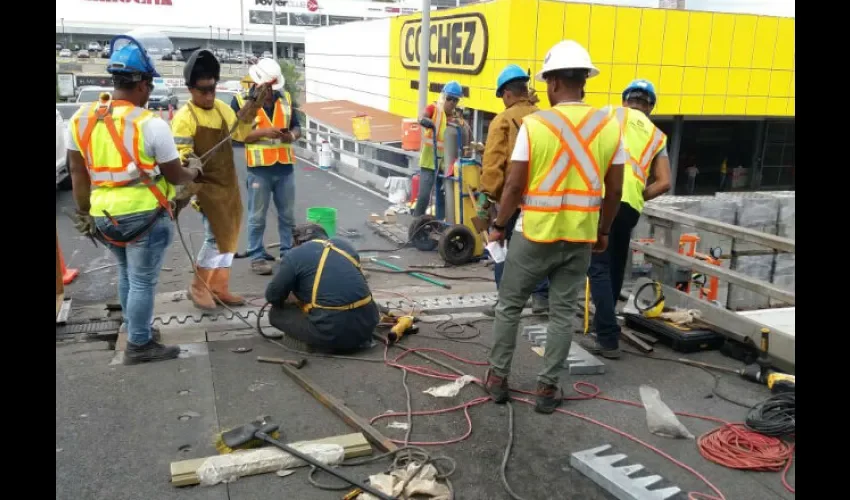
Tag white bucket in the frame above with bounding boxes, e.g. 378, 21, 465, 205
318, 141, 333, 170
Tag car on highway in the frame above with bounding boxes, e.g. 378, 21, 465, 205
77, 49, 90, 59
59, 48, 72, 57
162, 50, 184, 61
147, 86, 178, 110
56, 109, 71, 190
76, 86, 112, 103
100, 47, 110, 58
88, 42, 102, 52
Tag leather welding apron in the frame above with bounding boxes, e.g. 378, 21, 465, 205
187, 105, 243, 254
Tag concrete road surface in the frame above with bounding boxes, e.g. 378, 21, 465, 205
55, 151, 794, 500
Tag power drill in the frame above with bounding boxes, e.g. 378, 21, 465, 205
387, 315, 417, 345
740, 327, 795, 393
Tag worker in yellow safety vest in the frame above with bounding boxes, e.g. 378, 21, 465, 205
231, 58, 301, 276
485, 40, 626, 414
412, 81, 464, 217
262, 224, 380, 352
67, 31, 202, 365
579, 79, 672, 360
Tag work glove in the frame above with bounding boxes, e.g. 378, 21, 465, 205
475, 192, 491, 219
185, 155, 204, 180
419, 117, 435, 130
73, 209, 97, 238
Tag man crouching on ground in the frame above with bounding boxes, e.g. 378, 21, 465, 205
263, 224, 380, 352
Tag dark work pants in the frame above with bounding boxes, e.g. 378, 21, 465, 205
587, 202, 641, 348
494, 209, 549, 299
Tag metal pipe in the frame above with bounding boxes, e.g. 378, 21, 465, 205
417, 0, 431, 113
272, 0, 278, 60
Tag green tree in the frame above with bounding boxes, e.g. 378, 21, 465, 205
278, 59, 303, 108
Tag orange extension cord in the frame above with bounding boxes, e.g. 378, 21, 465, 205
370, 341, 796, 500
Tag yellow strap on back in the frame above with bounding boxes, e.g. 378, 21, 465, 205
302, 240, 372, 314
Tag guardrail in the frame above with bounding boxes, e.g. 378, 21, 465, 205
631, 205, 795, 306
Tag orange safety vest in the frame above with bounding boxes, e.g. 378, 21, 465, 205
245, 93, 295, 167
73, 98, 173, 219
521, 105, 616, 243
419, 103, 446, 170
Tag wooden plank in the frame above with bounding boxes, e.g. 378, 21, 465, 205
621, 330, 653, 353
169, 432, 371, 487
643, 206, 795, 253
280, 364, 399, 453
631, 241, 795, 305
56, 293, 65, 319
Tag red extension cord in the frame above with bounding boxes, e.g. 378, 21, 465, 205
371, 341, 795, 500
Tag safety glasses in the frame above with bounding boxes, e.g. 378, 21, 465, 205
191, 84, 217, 95
445, 96, 459, 103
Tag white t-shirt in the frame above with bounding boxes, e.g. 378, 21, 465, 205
66, 114, 180, 165
686, 165, 699, 177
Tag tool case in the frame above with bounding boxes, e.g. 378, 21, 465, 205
623, 314, 725, 353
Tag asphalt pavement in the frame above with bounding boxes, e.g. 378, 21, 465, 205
55, 153, 794, 500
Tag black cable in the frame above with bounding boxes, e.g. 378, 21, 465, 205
745, 393, 795, 437
361, 266, 495, 282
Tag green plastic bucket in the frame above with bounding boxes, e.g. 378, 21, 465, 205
306, 207, 338, 237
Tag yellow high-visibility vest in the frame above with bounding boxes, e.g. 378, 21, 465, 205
70, 99, 175, 217
237, 92, 295, 167
609, 106, 666, 214
419, 103, 447, 170
521, 104, 621, 243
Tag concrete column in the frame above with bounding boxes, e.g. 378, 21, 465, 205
667, 115, 684, 195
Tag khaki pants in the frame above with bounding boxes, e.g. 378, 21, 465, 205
488, 232, 592, 386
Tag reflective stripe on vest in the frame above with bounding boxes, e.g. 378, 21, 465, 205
420, 103, 447, 170
522, 107, 611, 211
300, 240, 373, 314
73, 101, 161, 188
613, 107, 664, 186
245, 93, 295, 167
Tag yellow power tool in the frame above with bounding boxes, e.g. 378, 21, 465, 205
387, 315, 416, 345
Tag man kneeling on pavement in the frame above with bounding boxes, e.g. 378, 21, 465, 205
263, 224, 380, 351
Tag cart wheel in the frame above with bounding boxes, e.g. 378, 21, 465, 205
438, 224, 476, 265
409, 215, 440, 251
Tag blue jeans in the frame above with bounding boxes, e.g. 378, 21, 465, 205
246, 164, 295, 260
95, 210, 173, 346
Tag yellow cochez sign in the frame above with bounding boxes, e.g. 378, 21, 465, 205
399, 13, 488, 75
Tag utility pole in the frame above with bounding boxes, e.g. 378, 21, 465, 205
418, 0, 430, 113
272, 0, 278, 60
240, 0, 246, 66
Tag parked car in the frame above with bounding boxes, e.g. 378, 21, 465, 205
76, 86, 112, 103
77, 49, 90, 59
56, 109, 71, 190
56, 42, 63, 50
100, 47, 110, 58
59, 48, 72, 57
147, 86, 178, 110
88, 42, 102, 52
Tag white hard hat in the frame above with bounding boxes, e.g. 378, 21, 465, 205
535, 40, 599, 82
248, 57, 284, 90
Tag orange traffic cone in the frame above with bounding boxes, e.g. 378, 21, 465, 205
57, 234, 79, 286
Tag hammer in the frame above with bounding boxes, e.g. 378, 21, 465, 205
257, 356, 307, 369
219, 418, 395, 500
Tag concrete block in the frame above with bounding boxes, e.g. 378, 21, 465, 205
565, 343, 606, 375
522, 324, 548, 341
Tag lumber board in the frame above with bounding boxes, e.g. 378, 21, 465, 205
280, 364, 399, 453
169, 432, 371, 487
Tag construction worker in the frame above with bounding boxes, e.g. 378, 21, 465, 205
67, 31, 202, 365
263, 224, 380, 352
580, 79, 671, 359
484, 40, 625, 414
478, 64, 550, 316
231, 58, 301, 276
171, 49, 267, 310
413, 81, 464, 217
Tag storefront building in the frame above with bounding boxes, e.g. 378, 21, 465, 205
305, 0, 795, 193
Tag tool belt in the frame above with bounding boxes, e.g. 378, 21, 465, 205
95, 205, 168, 248
299, 240, 373, 314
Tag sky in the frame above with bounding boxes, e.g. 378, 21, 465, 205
559, 0, 795, 17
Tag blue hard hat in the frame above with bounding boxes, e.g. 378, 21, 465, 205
496, 64, 530, 97
622, 79, 657, 104
107, 34, 159, 78
442, 81, 463, 99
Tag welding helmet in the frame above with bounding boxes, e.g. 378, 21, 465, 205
107, 28, 172, 79
184, 49, 221, 87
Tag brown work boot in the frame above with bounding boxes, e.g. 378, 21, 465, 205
251, 259, 273, 276
210, 268, 246, 306
534, 382, 563, 414
188, 267, 217, 310
484, 367, 510, 404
